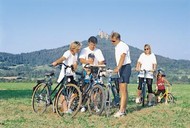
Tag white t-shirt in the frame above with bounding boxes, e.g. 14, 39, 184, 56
115, 41, 131, 66
137, 53, 157, 79
79, 47, 105, 66
57, 50, 78, 83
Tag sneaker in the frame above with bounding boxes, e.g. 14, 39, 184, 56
158, 96, 161, 103
148, 102, 153, 106
94, 106, 100, 113
64, 109, 73, 114
80, 106, 86, 112
135, 97, 141, 104
113, 111, 125, 118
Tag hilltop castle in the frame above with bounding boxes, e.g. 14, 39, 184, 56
98, 30, 109, 39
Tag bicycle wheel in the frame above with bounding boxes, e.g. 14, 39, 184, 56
88, 84, 105, 115
55, 83, 82, 118
112, 85, 120, 107
32, 83, 49, 114
142, 83, 146, 107
167, 93, 174, 104
104, 86, 112, 117
52, 98, 56, 113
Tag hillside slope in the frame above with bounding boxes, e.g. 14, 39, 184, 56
0, 36, 190, 83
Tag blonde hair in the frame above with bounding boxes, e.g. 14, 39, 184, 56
69, 41, 82, 50
144, 44, 151, 54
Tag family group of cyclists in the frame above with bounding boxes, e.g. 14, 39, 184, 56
51, 32, 171, 118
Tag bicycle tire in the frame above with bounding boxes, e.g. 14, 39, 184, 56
111, 85, 120, 107
55, 83, 82, 118
167, 93, 174, 104
104, 86, 112, 117
52, 98, 56, 113
142, 83, 146, 107
32, 83, 49, 114
87, 84, 105, 115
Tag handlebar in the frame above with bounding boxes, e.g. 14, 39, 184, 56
135, 69, 155, 73
50, 63, 74, 71
84, 63, 106, 68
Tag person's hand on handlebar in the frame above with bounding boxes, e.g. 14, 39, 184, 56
51, 62, 58, 67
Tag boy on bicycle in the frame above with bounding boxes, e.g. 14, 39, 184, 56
155, 69, 171, 104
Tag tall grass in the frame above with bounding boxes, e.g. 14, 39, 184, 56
0, 83, 190, 128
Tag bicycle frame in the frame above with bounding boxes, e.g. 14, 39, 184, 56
157, 85, 172, 103
32, 63, 76, 113
75, 64, 105, 115
138, 69, 153, 107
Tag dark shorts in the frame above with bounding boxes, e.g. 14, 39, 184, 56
118, 64, 131, 84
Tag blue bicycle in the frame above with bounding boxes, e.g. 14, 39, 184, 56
137, 69, 154, 107
75, 64, 105, 115
103, 69, 120, 117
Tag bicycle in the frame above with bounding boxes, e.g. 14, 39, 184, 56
32, 63, 82, 118
154, 84, 174, 104
136, 69, 154, 107
75, 64, 105, 115
103, 68, 120, 117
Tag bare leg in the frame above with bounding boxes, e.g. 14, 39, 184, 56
61, 95, 68, 112
119, 83, 127, 112
148, 93, 153, 104
137, 89, 142, 98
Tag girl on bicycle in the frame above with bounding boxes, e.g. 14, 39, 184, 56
155, 69, 171, 104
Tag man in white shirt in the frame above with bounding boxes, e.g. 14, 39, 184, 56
79, 36, 105, 66
110, 32, 131, 117
79, 36, 105, 112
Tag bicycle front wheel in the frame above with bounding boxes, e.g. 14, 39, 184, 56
88, 84, 105, 115
167, 93, 174, 104
142, 83, 146, 107
55, 83, 82, 118
32, 83, 49, 114
104, 86, 112, 117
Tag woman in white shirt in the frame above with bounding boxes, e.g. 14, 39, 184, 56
51, 41, 82, 114
52, 41, 82, 83
135, 44, 157, 106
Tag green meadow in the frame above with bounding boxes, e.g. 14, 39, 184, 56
0, 83, 190, 128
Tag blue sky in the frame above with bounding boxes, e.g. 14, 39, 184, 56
0, 0, 189, 60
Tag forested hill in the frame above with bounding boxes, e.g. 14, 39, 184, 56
0, 36, 190, 83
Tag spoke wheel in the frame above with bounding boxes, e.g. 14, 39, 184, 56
55, 84, 82, 118
88, 84, 105, 115
166, 93, 174, 104
32, 83, 49, 114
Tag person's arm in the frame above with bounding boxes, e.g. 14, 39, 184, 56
97, 49, 105, 65
152, 64, 157, 71
135, 53, 143, 71
135, 62, 141, 71
73, 62, 78, 71
98, 60, 105, 65
114, 53, 126, 73
163, 77, 171, 87
80, 58, 92, 64
52, 56, 66, 66
152, 54, 157, 71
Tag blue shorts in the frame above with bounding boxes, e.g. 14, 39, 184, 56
118, 64, 131, 84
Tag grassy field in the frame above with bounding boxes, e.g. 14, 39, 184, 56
0, 83, 190, 128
